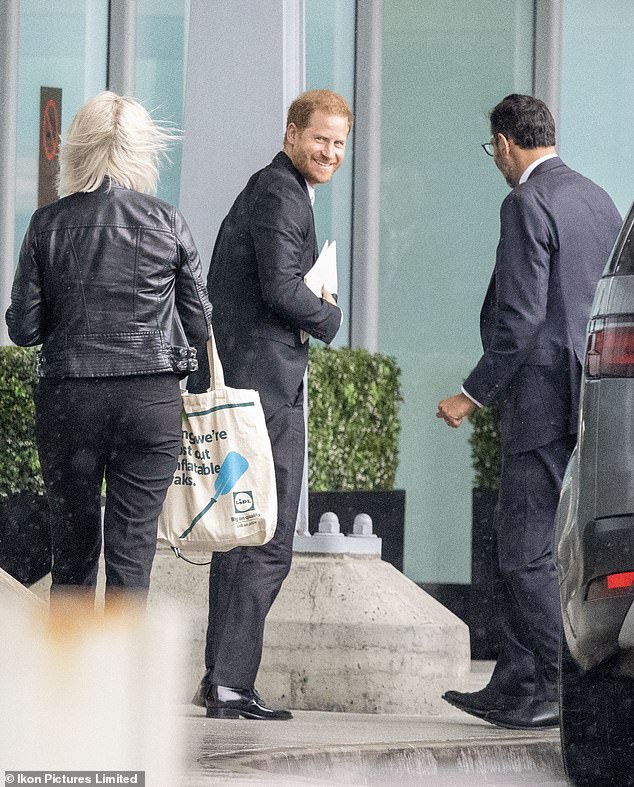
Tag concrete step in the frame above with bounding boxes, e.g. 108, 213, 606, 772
183, 706, 565, 786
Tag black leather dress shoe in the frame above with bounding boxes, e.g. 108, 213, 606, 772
486, 699, 559, 730
442, 686, 530, 720
191, 669, 212, 707
206, 685, 293, 720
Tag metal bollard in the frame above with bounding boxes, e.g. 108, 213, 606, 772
350, 513, 375, 537
318, 511, 343, 535
293, 511, 381, 556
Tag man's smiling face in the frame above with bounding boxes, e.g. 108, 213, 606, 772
285, 110, 349, 186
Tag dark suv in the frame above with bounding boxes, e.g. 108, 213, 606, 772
556, 203, 634, 786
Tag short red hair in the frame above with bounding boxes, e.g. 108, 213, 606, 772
284, 89, 353, 143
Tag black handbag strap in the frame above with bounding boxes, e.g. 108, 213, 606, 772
170, 546, 212, 566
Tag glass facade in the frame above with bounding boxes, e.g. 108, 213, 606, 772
305, 0, 356, 347
560, 0, 634, 218
6, 0, 634, 589
380, 0, 534, 583
136, 0, 189, 206
14, 0, 109, 261
12, 0, 188, 263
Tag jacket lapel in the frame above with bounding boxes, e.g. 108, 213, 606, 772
271, 152, 318, 263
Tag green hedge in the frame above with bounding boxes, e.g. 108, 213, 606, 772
307, 346, 402, 491
0, 345, 403, 499
0, 347, 44, 500
469, 404, 501, 491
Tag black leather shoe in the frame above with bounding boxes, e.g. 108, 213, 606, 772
206, 685, 293, 720
442, 686, 530, 720
191, 669, 212, 707
486, 699, 559, 730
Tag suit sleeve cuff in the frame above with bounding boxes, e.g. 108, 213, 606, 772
461, 386, 483, 408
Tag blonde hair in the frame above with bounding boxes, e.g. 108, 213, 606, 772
57, 91, 179, 197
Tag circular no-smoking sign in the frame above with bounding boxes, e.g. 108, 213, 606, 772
42, 98, 60, 161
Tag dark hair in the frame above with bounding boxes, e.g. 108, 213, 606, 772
489, 94, 556, 149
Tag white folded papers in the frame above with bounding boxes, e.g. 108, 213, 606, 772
301, 240, 337, 343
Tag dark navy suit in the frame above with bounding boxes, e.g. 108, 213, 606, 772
464, 157, 621, 700
192, 151, 341, 689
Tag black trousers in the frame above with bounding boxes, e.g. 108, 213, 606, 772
488, 433, 576, 702
34, 374, 182, 603
204, 384, 305, 689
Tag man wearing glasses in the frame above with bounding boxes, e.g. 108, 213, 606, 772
437, 94, 621, 729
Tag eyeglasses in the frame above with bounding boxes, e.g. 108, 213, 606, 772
481, 142, 494, 157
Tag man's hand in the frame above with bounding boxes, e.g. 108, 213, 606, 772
436, 393, 477, 428
321, 286, 336, 305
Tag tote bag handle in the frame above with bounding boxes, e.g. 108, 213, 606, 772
205, 328, 226, 391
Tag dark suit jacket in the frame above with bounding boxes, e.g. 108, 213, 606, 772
199, 151, 341, 414
464, 157, 621, 455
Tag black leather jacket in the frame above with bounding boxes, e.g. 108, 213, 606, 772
6, 181, 212, 378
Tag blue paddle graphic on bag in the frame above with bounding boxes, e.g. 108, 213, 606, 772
179, 451, 249, 539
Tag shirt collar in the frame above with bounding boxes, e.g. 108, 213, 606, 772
305, 180, 315, 206
519, 152, 558, 184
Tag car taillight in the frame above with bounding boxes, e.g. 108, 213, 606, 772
586, 316, 634, 378
587, 572, 634, 599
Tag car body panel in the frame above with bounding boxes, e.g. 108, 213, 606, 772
555, 204, 634, 676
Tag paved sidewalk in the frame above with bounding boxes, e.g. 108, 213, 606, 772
182, 707, 564, 786
0, 576, 566, 787
181, 664, 566, 786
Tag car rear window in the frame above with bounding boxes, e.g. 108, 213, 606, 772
607, 205, 634, 275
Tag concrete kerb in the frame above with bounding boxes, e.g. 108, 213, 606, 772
182, 699, 565, 785
191, 736, 565, 786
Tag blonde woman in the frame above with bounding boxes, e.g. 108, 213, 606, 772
6, 92, 211, 607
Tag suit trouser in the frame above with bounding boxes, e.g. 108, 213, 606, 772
205, 385, 305, 689
488, 434, 576, 702
34, 375, 182, 604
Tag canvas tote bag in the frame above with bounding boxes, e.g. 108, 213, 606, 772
157, 333, 277, 558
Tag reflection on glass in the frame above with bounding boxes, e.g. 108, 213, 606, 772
15, 0, 109, 262
560, 0, 633, 217
136, 0, 189, 206
380, 0, 534, 583
306, 0, 356, 347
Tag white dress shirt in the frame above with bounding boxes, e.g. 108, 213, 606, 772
519, 152, 558, 184
303, 179, 343, 331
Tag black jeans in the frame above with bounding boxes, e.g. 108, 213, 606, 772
34, 374, 182, 603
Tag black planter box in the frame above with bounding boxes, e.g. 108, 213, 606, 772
470, 487, 499, 660
308, 489, 405, 572
419, 489, 500, 660
0, 492, 51, 585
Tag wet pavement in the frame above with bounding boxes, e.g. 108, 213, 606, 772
0, 580, 567, 787
182, 705, 565, 786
